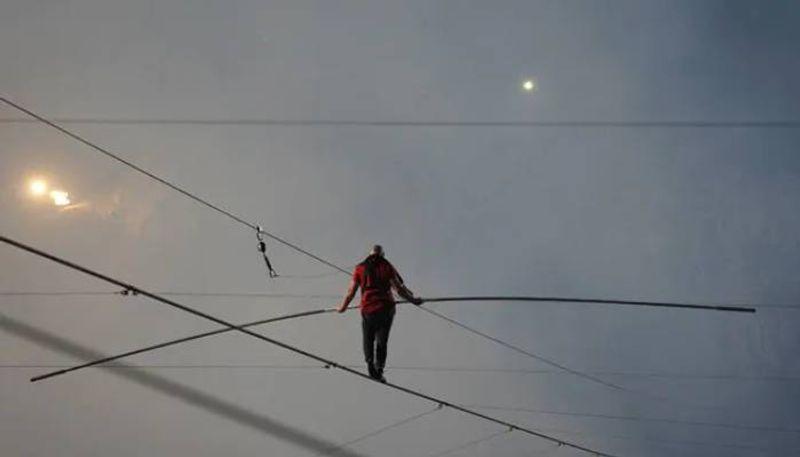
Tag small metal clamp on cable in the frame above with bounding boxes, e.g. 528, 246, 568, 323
120, 287, 139, 296
255, 225, 278, 278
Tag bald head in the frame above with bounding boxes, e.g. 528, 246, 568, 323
370, 244, 384, 257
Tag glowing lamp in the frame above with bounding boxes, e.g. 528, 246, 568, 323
49, 190, 71, 206
522, 79, 536, 92
30, 179, 48, 196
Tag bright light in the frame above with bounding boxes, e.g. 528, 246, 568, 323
27, 177, 76, 208
49, 190, 71, 206
522, 79, 537, 92
29, 179, 48, 196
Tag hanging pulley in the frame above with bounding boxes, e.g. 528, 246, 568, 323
256, 226, 278, 278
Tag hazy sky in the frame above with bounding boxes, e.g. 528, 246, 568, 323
1, 1, 799, 456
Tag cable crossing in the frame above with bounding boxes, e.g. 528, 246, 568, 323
27, 292, 756, 383
0, 234, 620, 457
30, 308, 334, 382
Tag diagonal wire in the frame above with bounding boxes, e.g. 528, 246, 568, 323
423, 429, 510, 457
319, 406, 442, 456
0, 234, 618, 457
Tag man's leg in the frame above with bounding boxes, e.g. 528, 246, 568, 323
361, 313, 379, 378
374, 309, 395, 380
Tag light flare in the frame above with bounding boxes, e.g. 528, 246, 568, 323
522, 79, 537, 92
49, 190, 71, 206
29, 179, 48, 196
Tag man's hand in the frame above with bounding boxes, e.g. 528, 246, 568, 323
411, 297, 424, 306
337, 277, 358, 314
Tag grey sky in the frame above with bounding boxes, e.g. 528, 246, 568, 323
1, 1, 799, 456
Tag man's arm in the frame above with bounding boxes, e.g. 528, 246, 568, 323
390, 276, 423, 306
337, 277, 359, 313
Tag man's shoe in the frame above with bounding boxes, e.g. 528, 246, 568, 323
367, 363, 379, 379
375, 367, 386, 383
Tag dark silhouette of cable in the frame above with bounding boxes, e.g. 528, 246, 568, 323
424, 429, 510, 457
3, 116, 800, 128
0, 234, 618, 457
0, 96, 348, 276
320, 406, 441, 456
463, 404, 800, 434
423, 296, 755, 313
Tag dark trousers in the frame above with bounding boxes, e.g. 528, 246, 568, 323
361, 307, 395, 371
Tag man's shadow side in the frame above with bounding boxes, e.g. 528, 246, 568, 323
0, 313, 368, 457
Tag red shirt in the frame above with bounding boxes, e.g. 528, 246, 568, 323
353, 257, 399, 314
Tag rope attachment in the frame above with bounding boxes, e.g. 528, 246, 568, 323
256, 225, 278, 278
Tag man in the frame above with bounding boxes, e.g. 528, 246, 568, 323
337, 245, 423, 382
